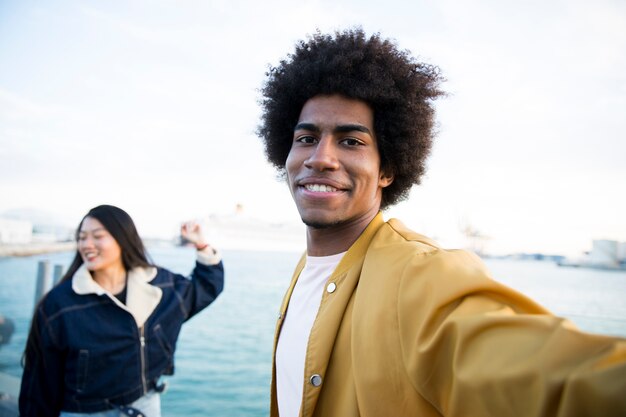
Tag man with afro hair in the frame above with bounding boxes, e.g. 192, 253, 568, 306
259, 28, 626, 417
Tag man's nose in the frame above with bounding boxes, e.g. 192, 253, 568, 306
304, 136, 339, 171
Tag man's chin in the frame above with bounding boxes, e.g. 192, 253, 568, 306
303, 220, 336, 229
301, 215, 341, 230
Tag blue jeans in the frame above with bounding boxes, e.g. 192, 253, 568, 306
59, 391, 161, 417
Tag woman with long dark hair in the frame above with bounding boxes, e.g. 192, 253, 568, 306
19, 205, 224, 417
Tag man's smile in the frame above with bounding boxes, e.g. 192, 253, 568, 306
304, 184, 339, 193
296, 177, 348, 195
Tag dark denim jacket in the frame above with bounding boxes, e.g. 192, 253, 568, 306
19, 258, 224, 416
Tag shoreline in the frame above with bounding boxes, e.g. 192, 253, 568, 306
0, 242, 76, 257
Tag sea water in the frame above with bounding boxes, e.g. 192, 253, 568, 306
1, 246, 625, 416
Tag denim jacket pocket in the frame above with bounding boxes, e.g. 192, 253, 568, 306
153, 324, 173, 356
153, 324, 174, 375
76, 349, 89, 393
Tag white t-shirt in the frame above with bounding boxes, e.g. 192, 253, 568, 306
276, 252, 345, 417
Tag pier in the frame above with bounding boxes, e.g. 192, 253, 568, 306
0, 260, 66, 416
0, 241, 75, 257
0, 373, 19, 417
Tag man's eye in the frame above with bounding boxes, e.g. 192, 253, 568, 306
296, 136, 316, 144
342, 138, 362, 146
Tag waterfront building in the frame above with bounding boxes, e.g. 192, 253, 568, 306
0, 218, 32, 244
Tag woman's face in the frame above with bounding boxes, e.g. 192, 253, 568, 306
77, 216, 124, 273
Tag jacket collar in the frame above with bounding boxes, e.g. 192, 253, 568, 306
270, 211, 386, 417
72, 264, 162, 328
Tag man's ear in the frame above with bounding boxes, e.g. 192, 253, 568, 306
379, 170, 394, 188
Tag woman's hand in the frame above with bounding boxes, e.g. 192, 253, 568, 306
181, 221, 212, 251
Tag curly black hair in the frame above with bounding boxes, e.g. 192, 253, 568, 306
258, 28, 445, 209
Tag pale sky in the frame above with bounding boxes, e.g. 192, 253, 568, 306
1, 0, 625, 257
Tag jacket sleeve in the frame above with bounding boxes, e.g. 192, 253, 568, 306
177, 248, 224, 319
398, 249, 626, 417
19, 306, 65, 417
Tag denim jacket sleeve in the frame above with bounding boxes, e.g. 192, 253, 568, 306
19, 305, 65, 417
176, 250, 224, 320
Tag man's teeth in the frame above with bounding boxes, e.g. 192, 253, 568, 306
305, 184, 338, 192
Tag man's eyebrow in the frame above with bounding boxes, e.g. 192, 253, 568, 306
334, 124, 372, 135
294, 122, 320, 132
294, 122, 372, 135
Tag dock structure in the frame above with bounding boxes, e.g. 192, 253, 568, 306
0, 372, 19, 417
1, 261, 66, 416
0, 241, 75, 257
0, 316, 18, 416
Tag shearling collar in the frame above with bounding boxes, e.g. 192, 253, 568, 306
72, 264, 162, 328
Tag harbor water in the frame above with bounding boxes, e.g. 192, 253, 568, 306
1, 246, 625, 416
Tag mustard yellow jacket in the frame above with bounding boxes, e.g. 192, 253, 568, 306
271, 213, 626, 417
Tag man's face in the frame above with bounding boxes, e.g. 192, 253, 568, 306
286, 94, 393, 229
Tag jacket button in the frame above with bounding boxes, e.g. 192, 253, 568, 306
310, 374, 322, 387
326, 282, 336, 293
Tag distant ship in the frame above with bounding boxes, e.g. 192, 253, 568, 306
558, 239, 626, 271
177, 204, 305, 252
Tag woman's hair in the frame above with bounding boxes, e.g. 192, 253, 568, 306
258, 28, 445, 208
23, 205, 151, 368
61, 204, 152, 281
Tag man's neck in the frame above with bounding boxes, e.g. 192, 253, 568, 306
305, 212, 378, 256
